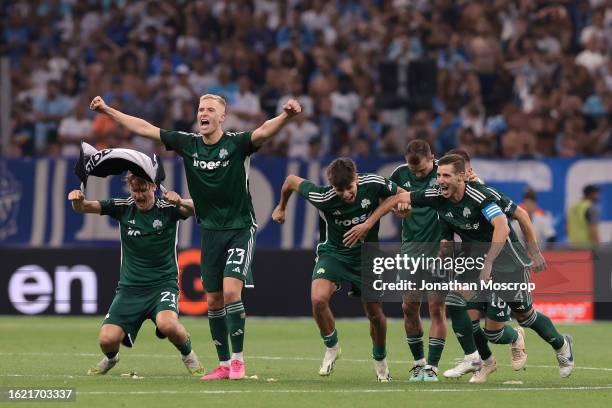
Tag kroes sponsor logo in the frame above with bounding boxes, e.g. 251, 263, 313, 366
192, 159, 230, 170
334, 213, 370, 227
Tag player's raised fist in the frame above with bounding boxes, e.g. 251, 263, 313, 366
283, 99, 302, 117
163, 191, 182, 206
90, 96, 108, 112
272, 205, 286, 224
68, 189, 85, 202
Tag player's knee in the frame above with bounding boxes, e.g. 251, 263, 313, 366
512, 309, 532, 322
99, 332, 121, 349
428, 302, 446, 322
311, 296, 329, 314
156, 318, 179, 337
223, 289, 241, 304
366, 310, 385, 326
401, 301, 419, 318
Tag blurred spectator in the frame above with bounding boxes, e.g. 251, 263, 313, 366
91, 97, 131, 150
276, 78, 314, 118
208, 65, 238, 105
567, 185, 601, 245
57, 102, 93, 157
226, 76, 264, 131
314, 96, 348, 156
33, 81, 73, 155
169, 64, 197, 124
514, 187, 557, 248
276, 113, 320, 159
330, 74, 360, 124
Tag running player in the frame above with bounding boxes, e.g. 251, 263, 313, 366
347, 155, 531, 379
388, 140, 447, 382
444, 149, 573, 381
272, 158, 403, 382
89, 94, 301, 380
68, 173, 203, 376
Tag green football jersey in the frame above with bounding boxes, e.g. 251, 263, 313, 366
411, 182, 531, 270
160, 129, 257, 230
298, 173, 398, 265
390, 163, 441, 244
100, 197, 185, 287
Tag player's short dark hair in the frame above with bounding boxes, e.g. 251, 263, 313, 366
446, 148, 471, 163
327, 158, 357, 189
405, 140, 431, 166
437, 154, 466, 174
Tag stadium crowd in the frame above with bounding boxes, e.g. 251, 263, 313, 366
4, 0, 612, 159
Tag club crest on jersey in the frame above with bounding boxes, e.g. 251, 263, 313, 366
361, 198, 371, 209
463, 207, 471, 217
219, 148, 228, 159
153, 219, 163, 229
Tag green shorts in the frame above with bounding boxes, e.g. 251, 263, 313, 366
467, 293, 512, 322
313, 254, 362, 290
103, 283, 179, 347
200, 226, 256, 293
495, 267, 533, 314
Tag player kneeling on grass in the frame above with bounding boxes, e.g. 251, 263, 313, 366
68, 173, 203, 376
272, 158, 404, 382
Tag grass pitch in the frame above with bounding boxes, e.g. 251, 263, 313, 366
1, 316, 611, 407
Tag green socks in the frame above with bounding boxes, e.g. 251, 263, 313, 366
518, 311, 564, 349
226, 301, 246, 354
446, 294, 478, 355
175, 336, 192, 356
484, 325, 518, 344
472, 320, 492, 360
208, 308, 230, 362
322, 329, 339, 348
373, 344, 387, 361
406, 334, 424, 361
427, 337, 445, 367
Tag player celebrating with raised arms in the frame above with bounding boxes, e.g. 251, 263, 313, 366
68, 173, 202, 376
90, 94, 301, 380
272, 158, 404, 382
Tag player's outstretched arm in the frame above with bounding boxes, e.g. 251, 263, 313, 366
90, 96, 161, 142
272, 174, 304, 224
163, 191, 195, 218
480, 215, 510, 281
343, 191, 411, 247
68, 189, 101, 214
513, 206, 547, 272
251, 99, 301, 148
